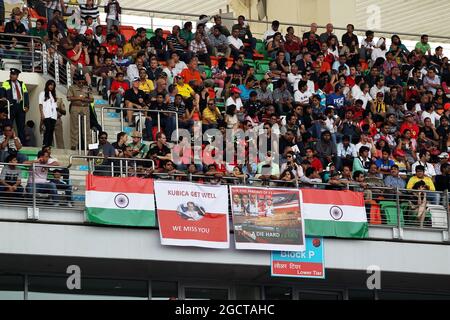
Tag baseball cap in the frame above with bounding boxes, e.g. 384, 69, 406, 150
377, 91, 384, 97
68, 28, 78, 35
131, 131, 142, 138
444, 103, 450, 111
84, 29, 94, 35
132, 77, 140, 82
9, 68, 21, 75
405, 111, 414, 117
438, 152, 449, 159
230, 87, 242, 94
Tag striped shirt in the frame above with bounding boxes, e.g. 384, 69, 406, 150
167, 103, 186, 118
79, 5, 100, 21
167, 34, 185, 54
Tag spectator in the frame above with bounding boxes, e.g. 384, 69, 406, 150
112, 131, 128, 157
105, 0, 121, 33
209, 26, 230, 58
0, 123, 27, 163
202, 100, 223, 130
411, 150, 436, 177
180, 21, 194, 45
384, 164, 406, 189
49, 168, 73, 207
353, 145, 372, 174
435, 163, 450, 191
23, 120, 37, 147
263, 20, 280, 44
180, 57, 204, 88
337, 135, 357, 170
89, 131, 116, 176
228, 27, 249, 60
146, 132, 172, 169
304, 147, 323, 173
124, 77, 147, 126
0, 154, 24, 198
38, 80, 58, 147
415, 34, 431, 56
24, 150, 60, 205
407, 165, 435, 191
375, 148, 395, 175
167, 25, 188, 61
435, 152, 449, 175
211, 15, 230, 38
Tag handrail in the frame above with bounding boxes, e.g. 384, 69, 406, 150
0, 99, 11, 119
100, 105, 179, 141
68, 154, 156, 170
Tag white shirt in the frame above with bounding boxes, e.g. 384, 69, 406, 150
226, 96, 243, 111
371, 48, 387, 62
306, 80, 315, 95
356, 142, 374, 158
294, 90, 312, 104
263, 29, 276, 43
361, 39, 376, 49
355, 91, 373, 110
11, 81, 22, 102
421, 111, 441, 126
39, 92, 58, 120
325, 117, 337, 134
287, 72, 302, 91
107, 3, 117, 20
412, 161, 436, 177
126, 64, 139, 83
173, 61, 187, 76
337, 142, 358, 158
227, 36, 244, 49
370, 85, 390, 100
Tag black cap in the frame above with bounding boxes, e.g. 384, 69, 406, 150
9, 68, 21, 75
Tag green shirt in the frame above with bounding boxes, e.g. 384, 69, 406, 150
180, 29, 194, 45
415, 42, 430, 55
29, 28, 47, 38
128, 141, 148, 158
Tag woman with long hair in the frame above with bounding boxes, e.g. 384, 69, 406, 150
39, 80, 58, 147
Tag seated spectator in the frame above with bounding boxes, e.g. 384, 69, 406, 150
300, 167, 322, 185
167, 25, 188, 61
211, 15, 231, 38
366, 163, 385, 187
384, 165, 406, 189
180, 57, 204, 88
256, 151, 280, 180
435, 163, 450, 191
353, 146, 372, 174
202, 100, 223, 130
146, 132, 172, 169
50, 168, 73, 207
411, 150, 436, 178
209, 26, 230, 58
336, 135, 357, 170
0, 125, 27, 163
228, 27, 250, 60
24, 150, 60, 205
407, 165, 438, 205
124, 77, 147, 125
435, 152, 449, 175
0, 154, 24, 198
316, 130, 337, 167
23, 120, 37, 147
415, 34, 431, 56
128, 131, 148, 159
110, 72, 129, 111
375, 149, 395, 175
112, 131, 128, 157
150, 28, 169, 61
304, 147, 323, 173
190, 32, 211, 66
89, 131, 116, 176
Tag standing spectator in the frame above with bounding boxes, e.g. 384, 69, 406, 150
67, 73, 93, 150
80, 0, 100, 26
39, 80, 58, 147
105, 0, 121, 33
43, 0, 65, 22
0, 69, 29, 143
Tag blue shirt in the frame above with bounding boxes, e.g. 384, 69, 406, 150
375, 159, 395, 171
384, 175, 406, 189
326, 93, 345, 109
238, 84, 256, 102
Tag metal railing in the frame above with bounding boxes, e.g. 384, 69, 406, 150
100, 105, 179, 141
0, 157, 448, 240
0, 33, 44, 73
0, 99, 10, 118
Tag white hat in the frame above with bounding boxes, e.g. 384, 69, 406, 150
438, 152, 449, 159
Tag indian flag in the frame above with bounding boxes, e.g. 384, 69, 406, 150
85, 174, 156, 227
301, 189, 368, 238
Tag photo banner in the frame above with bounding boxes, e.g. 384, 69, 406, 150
230, 186, 305, 251
154, 181, 230, 249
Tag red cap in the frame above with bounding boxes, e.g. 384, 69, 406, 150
444, 103, 450, 111
84, 29, 93, 35
230, 87, 242, 94
68, 28, 78, 35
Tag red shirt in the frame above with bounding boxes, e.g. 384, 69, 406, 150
67, 49, 87, 66
309, 157, 323, 172
180, 68, 202, 87
102, 43, 118, 55
400, 122, 420, 139
347, 76, 356, 88
284, 40, 301, 54
111, 80, 129, 93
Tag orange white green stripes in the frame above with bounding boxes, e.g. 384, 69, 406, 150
301, 189, 368, 238
85, 174, 156, 227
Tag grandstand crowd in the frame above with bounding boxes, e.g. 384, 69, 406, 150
0, 1, 449, 219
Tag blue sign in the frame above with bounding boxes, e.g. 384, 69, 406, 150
271, 237, 325, 279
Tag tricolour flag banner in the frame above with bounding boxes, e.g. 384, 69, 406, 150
230, 186, 305, 252
301, 189, 368, 238
154, 181, 229, 249
85, 174, 156, 227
